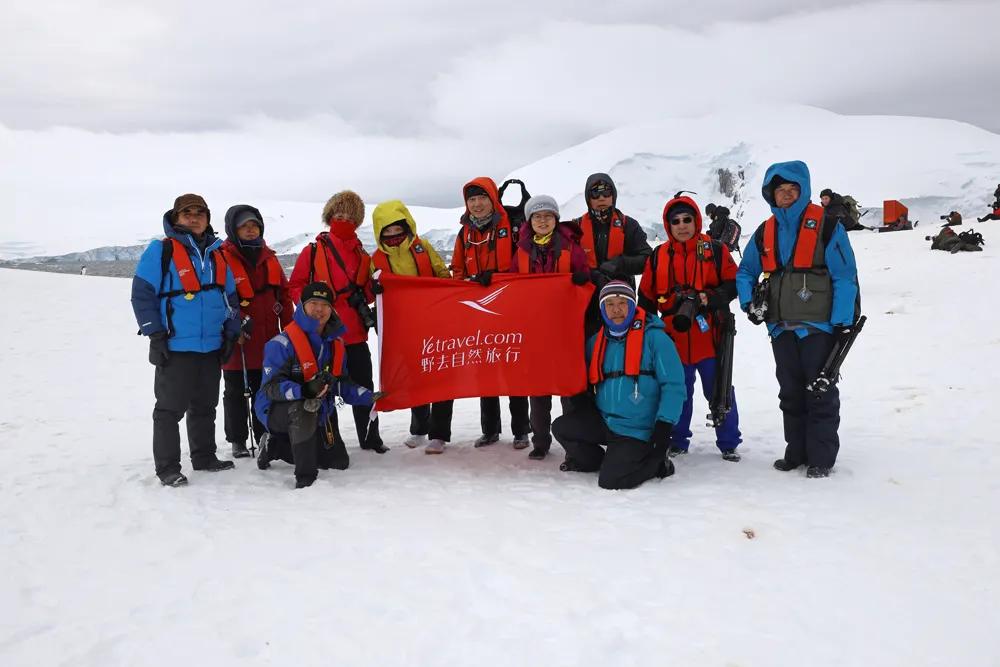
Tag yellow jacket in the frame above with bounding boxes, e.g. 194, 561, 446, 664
371, 200, 451, 278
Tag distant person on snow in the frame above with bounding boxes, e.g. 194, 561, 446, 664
737, 162, 860, 479
551, 280, 686, 489
131, 194, 242, 487
368, 200, 453, 454
219, 205, 293, 459
976, 185, 1000, 222
288, 191, 386, 453
450, 177, 530, 450
704, 203, 741, 252
820, 189, 864, 232
509, 194, 592, 460
638, 195, 743, 462
80, 265, 87, 276
939, 211, 963, 227
254, 283, 377, 489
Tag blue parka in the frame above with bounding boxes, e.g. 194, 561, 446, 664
131, 213, 240, 352
254, 307, 374, 428
736, 161, 859, 338
586, 315, 687, 442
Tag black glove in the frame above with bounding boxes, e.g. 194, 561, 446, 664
148, 332, 170, 367
303, 370, 336, 399
219, 336, 238, 364
650, 420, 672, 455
475, 270, 494, 287
598, 258, 621, 277
371, 280, 384, 295
589, 269, 610, 289
705, 290, 732, 311
240, 317, 253, 339
746, 307, 765, 326
571, 270, 590, 286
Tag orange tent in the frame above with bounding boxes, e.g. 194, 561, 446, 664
883, 200, 908, 224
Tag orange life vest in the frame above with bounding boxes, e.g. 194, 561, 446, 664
161, 237, 227, 296
458, 217, 514, 275
284, 320, 345, 383
580, 212, 626, 268
310, 237, 371, 296
588, 307, 649, 384
220, 246, 284, 304
760, 203, 827, 272
515, 244, 573, 274
371, 238, 436, 277
650, 236, 721, 300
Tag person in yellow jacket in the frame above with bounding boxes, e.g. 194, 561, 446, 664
370, 200, 454, 453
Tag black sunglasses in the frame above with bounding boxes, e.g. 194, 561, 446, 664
670, 215, 695, 226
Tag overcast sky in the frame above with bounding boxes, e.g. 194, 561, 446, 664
3, 0, 998, 245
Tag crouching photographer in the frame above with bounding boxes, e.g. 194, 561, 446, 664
254, 283, 380, 488
638, 195, 743, 461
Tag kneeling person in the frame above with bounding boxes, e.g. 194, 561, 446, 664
254, 283, 376, 488
552, 281, 686, 490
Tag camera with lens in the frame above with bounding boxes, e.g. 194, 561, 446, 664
748, 277, 770, 324
672, 291, 700, 332
348, 289, 377, 330
303, 370, 335, 398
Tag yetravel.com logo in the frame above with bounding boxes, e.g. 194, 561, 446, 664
459, 284, 509, 316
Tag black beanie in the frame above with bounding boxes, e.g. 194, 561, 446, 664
300, 282, 335, 307
667, 203, 697, 221
769, 174, 797, 190
819, 188, 834, 199
464, 185, 489, 200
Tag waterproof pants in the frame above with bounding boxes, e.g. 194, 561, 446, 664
222, 369, 265, 446
528, 396, 574, 450
267, 401, 349, 485
345, 343, 382, 448
771, 331, 841, 468
152, 351, 221, 479
410, 401, 455, 442
670, 357, 742, 452
480, 396, 530, 438
552, 403, 665, 490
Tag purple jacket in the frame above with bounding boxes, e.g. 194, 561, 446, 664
510, 221, 589, 274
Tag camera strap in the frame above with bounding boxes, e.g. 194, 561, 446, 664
318, 236, 363, 296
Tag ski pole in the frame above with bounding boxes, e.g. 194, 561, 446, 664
240, 339, 258, 458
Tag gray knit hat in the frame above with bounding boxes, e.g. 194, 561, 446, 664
524, 194, 560, 221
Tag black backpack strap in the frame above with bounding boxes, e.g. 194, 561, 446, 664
318, 236, 360, 295
159, 239, 177, 338
308, 242, 316, 282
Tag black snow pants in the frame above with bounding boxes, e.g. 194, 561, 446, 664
344, 343, 382, 448
771, 330, 841, 468
410, 401, 455, 442
552, 403, 665, 490
222, 369, 265, 446
480, 396, 530, 438
152, 351, 222, 479
267, 402, 349, 485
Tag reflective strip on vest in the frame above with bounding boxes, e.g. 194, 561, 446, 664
580, 212, 626, 268
165, 238, 226, 294
285, 321, 345, 383
588, 307, 647, 385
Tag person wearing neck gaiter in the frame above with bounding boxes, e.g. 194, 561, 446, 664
288, 190, 387, 453
638, 196, 742, 462
219, 205, 293, 460
450, 177, 530, 449
551, 281, 686, 489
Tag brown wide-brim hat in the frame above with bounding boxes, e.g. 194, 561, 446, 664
321, 190, 365, 226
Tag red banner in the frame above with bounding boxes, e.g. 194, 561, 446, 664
376, 273, 595, 411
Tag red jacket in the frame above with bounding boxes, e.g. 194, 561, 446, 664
450, 177, 516, 279
289, 229, 374, 345
220, 241, 293, 370
510, 220, 589, 274
638, 196, 738, 365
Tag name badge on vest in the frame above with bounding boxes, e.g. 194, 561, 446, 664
184, 293, 195, 300
240, 299, 250, 307
498, 228, 508, 238
805, 219, 818, 229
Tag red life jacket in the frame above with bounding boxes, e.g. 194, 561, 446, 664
515, 244, 573, 274
760, 203, 827, 272
650, 236, 721, 304
284, 320, 345, 383
993, 207, 1000, 217
310, 236, 371, 296
220, 246, 284, 305
588, 307, 649, 384
371, 238, 436, 276
160, 237, 227, 297
579, 212, 626, 268
458, 217, 514, 274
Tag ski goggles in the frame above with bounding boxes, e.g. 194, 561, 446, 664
588, 184, 613, 199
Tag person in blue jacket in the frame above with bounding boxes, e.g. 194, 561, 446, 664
254, 282, 377, 489
736, 161, 860, 478
131, 194, 243, 487
551, 280, 687, 490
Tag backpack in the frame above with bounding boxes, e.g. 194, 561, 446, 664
841, 195, 861, 223
498, 179, 531, 241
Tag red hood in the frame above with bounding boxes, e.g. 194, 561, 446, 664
221, 238, 277, 265
462, 176, 509, 226
662, 195, 704, 242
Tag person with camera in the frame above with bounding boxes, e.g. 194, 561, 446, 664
288, 190, 386, 453
976, 184, 1000, 222
509, 194, 592, 460
131, 194, 242, 487
254, 283, 378, 489
736, 161, 859, 478
450, 177, 531, 449
638, 195, 742, 461
369, 199, 455, 454
551, 281, 686, 489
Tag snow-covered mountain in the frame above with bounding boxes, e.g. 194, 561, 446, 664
6, 105, 999, 261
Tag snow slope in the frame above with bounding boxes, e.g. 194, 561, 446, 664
1, 221, 999, 665
5, 106, 999, 260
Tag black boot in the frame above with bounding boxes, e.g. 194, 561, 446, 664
360, 439, 390, 454
773, 458, 800, 472
807, 466, 831, 478
528, 444, 549, 460
721, 449, 741, 462
231, 441, 251, 458
295, 476, 316, 489
159, 472, 188, 487
192, 458, 235, 472
656, 458, 676, 479
475, 433, 500, 447
257, 433, 271, 470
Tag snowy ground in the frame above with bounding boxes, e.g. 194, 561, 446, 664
1, 224, 999, 666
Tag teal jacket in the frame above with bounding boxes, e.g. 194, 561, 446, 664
586, 315, 686, 442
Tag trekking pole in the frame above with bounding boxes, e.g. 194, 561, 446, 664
239, 339, 258, 458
